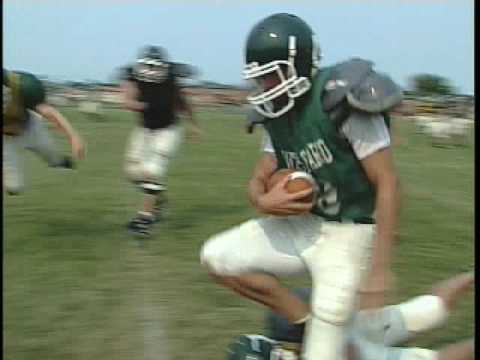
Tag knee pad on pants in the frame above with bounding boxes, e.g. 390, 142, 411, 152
399, 348, 438, 360
124, 159, 167, 185
200, 234, 241, 277
396, 295, 448, 333
3, 175, 24, 195
310, 267, 359, 325
5, 184, 24, 195
200, 239, 224, 275
124, 161, 143, 183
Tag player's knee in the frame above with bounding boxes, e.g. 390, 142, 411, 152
200, 240, 224, 276
310, 273, 358, 325
311, 279, 356, 324
401, 348, 438, 360
124, 162, 143, 183
397, 295, 448, 333
140, 182, 166, 195
311, 296, 353, 325
4, 181, 24, 196
200, 237, 237, 278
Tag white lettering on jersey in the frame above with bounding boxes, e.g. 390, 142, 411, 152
281, 138, 333, 173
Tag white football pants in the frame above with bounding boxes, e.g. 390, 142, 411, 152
3, 111, 63, 193
124, 125, 183, 188
200, 214, 375, 360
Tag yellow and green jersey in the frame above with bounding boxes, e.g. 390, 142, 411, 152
3, 71, 46, 135
263, 68, 377, 222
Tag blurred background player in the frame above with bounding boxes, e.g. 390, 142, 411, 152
121, 45, 201, 237
3, 69, 85, 195
228, 271, 474, 360
201, 13, 402, 360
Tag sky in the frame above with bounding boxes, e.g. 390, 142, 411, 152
3, 0, 475, 94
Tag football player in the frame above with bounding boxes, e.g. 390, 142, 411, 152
201, 13, 403, 360
121, 45, 201, 237
227, 272, 474, 360
3, 69, 85, 195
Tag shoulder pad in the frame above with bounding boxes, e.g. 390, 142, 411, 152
171, 63, 198, 78
346, 71, 403, 113
322, 58, 373, 111
322, 58, 403, 114
123, 66, 135, 80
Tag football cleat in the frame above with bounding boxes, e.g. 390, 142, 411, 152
52, 156, 75, 169
127, 212, 155, 237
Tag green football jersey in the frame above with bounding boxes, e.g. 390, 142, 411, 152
263, 68, 377, 222
3, 71, 46, 135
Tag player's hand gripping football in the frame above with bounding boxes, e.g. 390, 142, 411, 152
257, 175, 315, 216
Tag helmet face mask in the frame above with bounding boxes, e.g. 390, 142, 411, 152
244, 57, 312, 119
134, 58, 170, 83
134, 46, 170, 83
243, 13, 321, 118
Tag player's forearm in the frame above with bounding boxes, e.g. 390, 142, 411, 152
35, 104, 79, 141
248, 177, 267, 209
124, 99, 145, 112
121, 80, 144, 112
371, 174, 400, 272
248, 154, 277, 210
185, 110, 199, 129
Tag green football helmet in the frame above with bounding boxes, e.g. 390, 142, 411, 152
243, 13, 321, 118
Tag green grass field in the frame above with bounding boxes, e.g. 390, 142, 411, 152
4, 107, 474, 360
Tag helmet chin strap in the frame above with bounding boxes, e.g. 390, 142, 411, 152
255, 98, 295, 119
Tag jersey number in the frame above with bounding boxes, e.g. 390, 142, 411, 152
315, 181, 340, 216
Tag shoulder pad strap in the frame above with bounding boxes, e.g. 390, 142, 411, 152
322, 58, 373, 112
246, 108, 266, 134
346, 71, 403, 113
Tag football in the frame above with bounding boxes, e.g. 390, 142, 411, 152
266, 169, 317, 202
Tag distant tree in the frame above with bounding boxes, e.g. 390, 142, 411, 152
409, 74, 455, 95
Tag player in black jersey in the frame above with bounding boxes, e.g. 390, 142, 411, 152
121, 46, 201, 237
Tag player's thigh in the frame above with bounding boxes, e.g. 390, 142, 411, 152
300, 221, 375, 289
125, 127, 147, 163
200, 216, 307, 277
23, 112, 61, 165
150, 125, 183, 160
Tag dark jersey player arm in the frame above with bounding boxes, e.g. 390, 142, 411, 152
120, 80, 146, 112
175, 86, 201, 134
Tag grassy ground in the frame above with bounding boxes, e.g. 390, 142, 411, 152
3, 107, 474, 360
